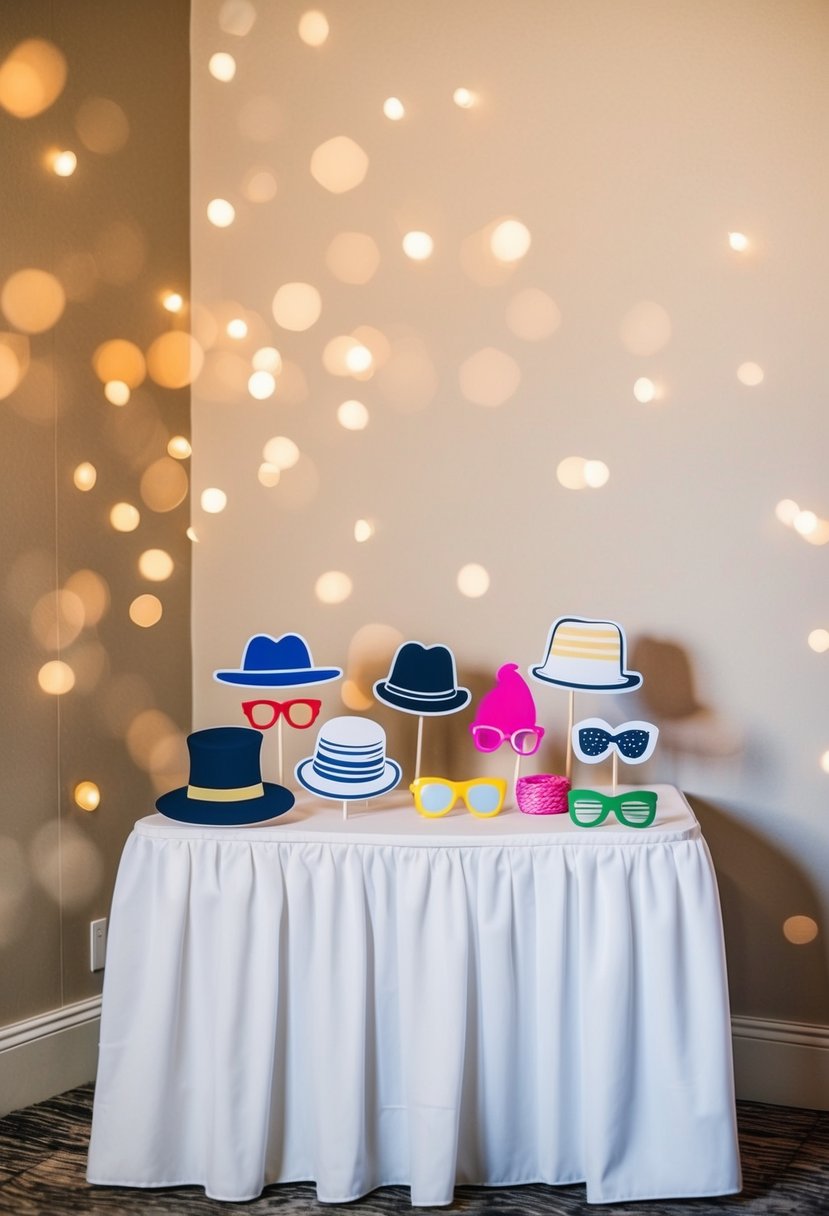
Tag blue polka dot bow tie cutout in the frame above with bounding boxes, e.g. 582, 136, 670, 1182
571, 718, 658, 765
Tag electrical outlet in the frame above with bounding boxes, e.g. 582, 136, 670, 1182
90, 918, 107, 972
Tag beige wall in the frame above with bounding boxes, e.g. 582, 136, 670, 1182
0, 0, 190, 1028
191, 0, 829, 1031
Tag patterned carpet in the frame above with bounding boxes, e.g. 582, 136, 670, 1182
0, 1087, 827, 1215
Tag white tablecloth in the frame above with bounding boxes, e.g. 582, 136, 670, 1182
87, 784, 741, 1205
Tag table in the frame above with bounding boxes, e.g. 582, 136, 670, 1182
86, 784, 741, 1205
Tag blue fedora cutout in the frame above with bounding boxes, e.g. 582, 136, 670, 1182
156, 726, 295, 826
373, 641, 471, 716
214, 633, 342, 688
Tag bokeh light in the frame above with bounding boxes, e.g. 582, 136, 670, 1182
94, 218, 147, 285
248, 370, 276, 399
821, 750, 829, 774
146, 331, 204, 388
490, 218, 531, 263
775, 499, 799, 526
258, 462, 280, 487
354, 518, 375, 542
74, 96, 129, 153
30, 820, 103, 908
186, 527, 199, 542
505, 288, 561, 341
457, 563, 490, 597
140, 457, 189, 512
109, 502, 140, 532
315, 570, 353, 604
163, 291, 184, 313
209, 52, 237, 81
728, 231, 750, 252
167, 435, 192, 459
342, 622, 403, 709
782, 915, 819, 945
453, 87, 475, 108
737, 361, 764, 387
74, 781, 100, 812
584, 459, 610, 488
459, 347, 520, 407
200, 487, 228, 513
344, 343, 372, 373
73, 462, 97, 491
310, 135, 368, 193
31, 589, 85, 650
557, 457, 588, 490
383, 97, 405, 120
402, 231, 434, 261
104, 379, 130, 406
633, 376, 658, 403
0, 38, 67, 118
374, 333, 437, 413
262, 435, 300, 469
129, 594, 163, 627
337, 399, 369, 430
226, 317, 248, 339
51, 150, 77, 176
252, 346, 282, 373
207, 198, 236, 227
0, 332, 30, 398
323, 335, 366, 376
272, 281, 321, 331
64, 570, 109, 625
38, 659, 75, 695
807, 629, 829, 653
92, 338, 146, 387
619, 301, 672, 356
299, 10, 330, 46
138, 549, 174, 581
242, 167, 278, 202
1, 269, 65, 333
219, 0, 256, 36
794, 510, 818, 537
325, 231, 380, 284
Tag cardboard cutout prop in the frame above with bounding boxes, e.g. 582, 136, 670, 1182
374, 641, 471, 779
470, 662, 544, 801
156, 726, 295, 826
296, 715, 401, 820
567, 788, 658, 830
409, 777, 507, 819
215, 634, 341, 783
572, 718, 658, 764
530, 616, 642, 783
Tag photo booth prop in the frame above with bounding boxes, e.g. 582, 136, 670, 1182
530, 616, 643, 782
215, 633, 342, 782
409, 777, 507, 819
470, 662, 544, 801
296, 715, 401, 820
572, 716, 659, 792
567, 789, 658, 830
156, 726, 295, 826
374, 641, 470, 779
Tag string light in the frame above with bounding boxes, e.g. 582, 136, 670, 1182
74, 781, 100, 811
51, 150, 77, 176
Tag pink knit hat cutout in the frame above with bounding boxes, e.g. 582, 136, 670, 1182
472, 663, 539, 735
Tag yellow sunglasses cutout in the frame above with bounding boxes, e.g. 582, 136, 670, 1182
409, 777, 507, 819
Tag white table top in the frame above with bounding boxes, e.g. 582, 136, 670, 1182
138, 783, 698, 848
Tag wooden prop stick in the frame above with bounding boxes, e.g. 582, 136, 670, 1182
513, 752, 522, 807
415, 715, 424, 781
566, 690, 574, 783
342, 800, 348, 822
612, 751, 618, 797
277, 717, 284, 785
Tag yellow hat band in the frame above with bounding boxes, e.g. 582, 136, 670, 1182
187, 782, 264, 802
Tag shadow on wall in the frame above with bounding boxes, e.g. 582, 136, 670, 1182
689, 795, 829, 1027
630, 635, 744, 759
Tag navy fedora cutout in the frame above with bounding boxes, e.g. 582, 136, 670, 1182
374, 641, 471, 716
156, 726, 294, 825
214, 632, 342, 688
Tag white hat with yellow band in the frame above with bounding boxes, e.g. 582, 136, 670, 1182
530, 616, 642, 692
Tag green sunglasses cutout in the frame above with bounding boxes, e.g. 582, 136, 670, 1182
568, 789, 658, 829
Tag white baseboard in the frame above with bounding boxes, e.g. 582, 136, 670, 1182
0, 997, 101, 1118
1, 1001, 825, 1118
732, 1015, 829, 1110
